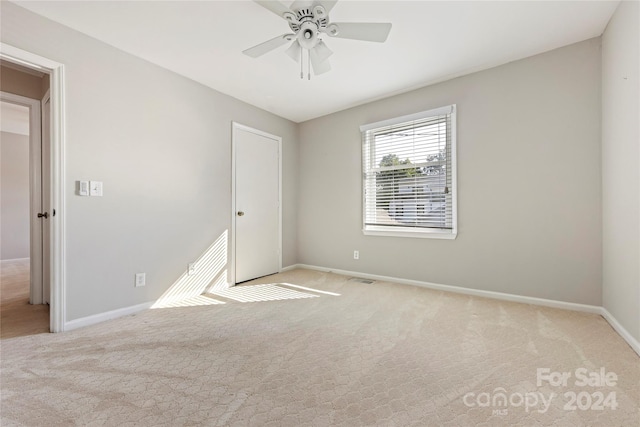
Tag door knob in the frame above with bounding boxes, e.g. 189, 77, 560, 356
237, 211, 245, 216
37, 212, 49, 219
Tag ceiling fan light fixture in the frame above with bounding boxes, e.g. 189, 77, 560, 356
309, 47, 331, 75
314, 40, 333, 63
285, 41, 301, 62
297, 21, 318, 50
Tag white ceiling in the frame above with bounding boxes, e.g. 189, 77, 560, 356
14, 0, 619, 123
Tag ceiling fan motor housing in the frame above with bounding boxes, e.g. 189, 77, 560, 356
287, 5, 328, 37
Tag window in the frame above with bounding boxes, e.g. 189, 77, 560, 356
361, 105, 457, 239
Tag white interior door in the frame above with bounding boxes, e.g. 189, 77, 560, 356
233, 124, 281, 284
41, 93, 51, 304
1, 92, 43, 304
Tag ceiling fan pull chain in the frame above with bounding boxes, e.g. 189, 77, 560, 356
308, 51, 311, 80
300, 48, 303, 79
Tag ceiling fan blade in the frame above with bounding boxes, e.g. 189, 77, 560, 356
289, 0, 312, 11
253, 0, 292, 18
285, 41, 301, 62
314, 40, 333, 63
325, 22, 392, 42
310, 47, 331, 75
243, 34, 293, 58
289, 0, 338, 15
318, 1, 338, 13
290, 0, 338, 13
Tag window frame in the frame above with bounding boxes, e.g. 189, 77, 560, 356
360, 105, 458, 239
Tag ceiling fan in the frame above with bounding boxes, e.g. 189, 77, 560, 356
243, 0, 392, 79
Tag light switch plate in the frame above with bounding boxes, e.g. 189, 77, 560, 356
90, 181, 103, 196
78, 181, 89, 196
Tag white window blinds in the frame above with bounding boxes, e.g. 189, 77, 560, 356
361, 105, 457, 237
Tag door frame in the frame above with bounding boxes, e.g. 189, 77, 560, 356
230, 122, 282, 286
41, 89, 51, 305
1, 43, 66, 332
0, 91, 42, 304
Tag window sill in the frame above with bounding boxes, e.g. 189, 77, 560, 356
363, 227, 457, 240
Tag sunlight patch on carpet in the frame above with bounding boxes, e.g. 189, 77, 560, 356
207, 283, 321, 303
279, 283, 341, 296
151, 294, 226, 309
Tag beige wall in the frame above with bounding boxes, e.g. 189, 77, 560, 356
298, 38, 602, 305
0, 131, 30, 260
0, 64, 48, 99
602, 0, 640, 342
1, 2, 298, 321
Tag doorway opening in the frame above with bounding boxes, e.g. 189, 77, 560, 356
0, 89, 50, 338
1, 63, 50, 337
1, 43, 66, 333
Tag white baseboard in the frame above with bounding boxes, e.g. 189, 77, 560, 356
64, 301, 154, 332
287, 263, 602, 314
600, 308, 640, 357
0, 257, 30, 263
283, 263, 640, 357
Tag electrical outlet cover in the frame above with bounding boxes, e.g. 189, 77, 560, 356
135, 273, 146, 287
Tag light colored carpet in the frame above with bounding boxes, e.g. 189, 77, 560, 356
1, 269, 638, 426
0, 259, 49, 339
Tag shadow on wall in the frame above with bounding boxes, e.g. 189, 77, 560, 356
151, 230, 229, 309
